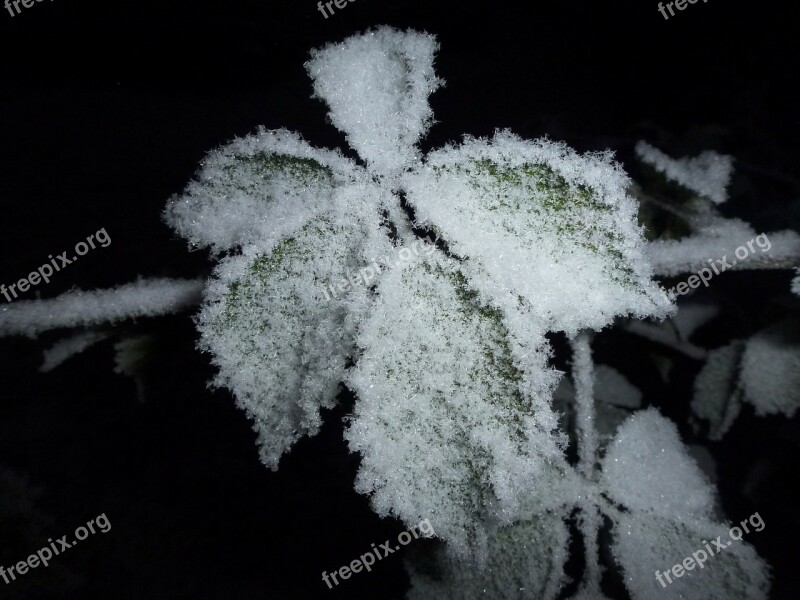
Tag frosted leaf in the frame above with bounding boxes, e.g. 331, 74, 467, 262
554, 365, 640, 409
345, 253, 568, 561
672, 303, 719, 341
198, 210, 388, 470
740, 322, 800, 417
691, 342, 744, 441
403, 131, 673, 337
624, 320, 707, 360
635, 141, 734, 205
164, 127, 358, 253
40, 331, 110, 372
594, 365, 641, 409
612, 513, 769, 600
406, 512, 570, 600
306, 27, 443, 176
113, 335, 154, 378
0, 278, 203, 338
602, 408, 714, 518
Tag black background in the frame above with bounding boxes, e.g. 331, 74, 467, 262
1, 0, 798, 598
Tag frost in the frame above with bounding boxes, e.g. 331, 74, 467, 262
648, 217, 800, 277
635, 141, 734, 205
406, 512, 570, 600
672, 304, 719, 341
0, 278, 203, 338
740, 323, 800, 417
603, 409, 769, 600
792, 268, 800, 295
164, 128, 358, 253
404, 131, 673, 337
594, 365, 642, 409
602, 409, 714, 518
198, 207, 388, 470
345, 254, 569, 560
691, 342, 744, 441
612, 513, 769, 600
40, 331, 110, 372
306, 27, 443, 176
0, 27, 783, 599
113, 334, 155, 402
113, 335, 153, 379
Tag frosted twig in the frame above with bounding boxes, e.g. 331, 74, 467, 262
0, 278, 204, 338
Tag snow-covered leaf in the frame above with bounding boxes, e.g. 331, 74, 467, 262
164, 128, 358, 253
198, 213, 385, 470
602, 408, 714, 518
594, 365, 642, 409
635, 141, 733, 205
346, 254, 568, 561
691, 342, 744, 441
612, 513, 769, 600
306, 27, 443, 176
40, 331, 110, 372
406, 512, 570, 600
740, 322, 800, 417
672, 304, 719, 341
403, 131, 673, 337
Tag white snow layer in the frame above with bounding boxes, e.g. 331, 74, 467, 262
345, 253, 569, 562
648, 218, 800, 277
164, 127, 360, 254
603, 409, 770, 600
0, 278, 203, 338
612, 512, 769, 600
691, 342, 744, 441
306, 27, 443, 177
403, 130, 673, 338
635, 141, 733, 205
407, 512, 569, 600
602, 409, 714, 519
197, 191, 391, 470
594, 365, 642, 409
40, 331, 110, 372
740, 323, 800, 417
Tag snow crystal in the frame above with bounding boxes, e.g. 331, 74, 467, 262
0, 278, 203, 338
740, 323, 800, 417
306, 26, 443, 177
635, 141, 734, 205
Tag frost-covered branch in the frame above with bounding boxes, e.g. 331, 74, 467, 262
571, 331, 597, 478
0, 278, 203, 338
648, 228, 800, 277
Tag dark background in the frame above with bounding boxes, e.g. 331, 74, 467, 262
0, 0, 798, 598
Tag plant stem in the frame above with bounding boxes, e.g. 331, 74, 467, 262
571, 331, 597, 479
